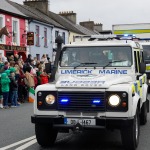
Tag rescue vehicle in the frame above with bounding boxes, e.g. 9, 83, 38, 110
139, 42, 150, 87
31, 35, 149, 150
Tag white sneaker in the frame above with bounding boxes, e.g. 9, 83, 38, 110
0, 104, 3, 109
11, 105, 16, 108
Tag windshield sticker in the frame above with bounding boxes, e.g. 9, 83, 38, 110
61, 70, 127, 75
99, 70, 127, 74
59, 81, 105, 87
61, 70, 92, 74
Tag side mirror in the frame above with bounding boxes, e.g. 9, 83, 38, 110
45, 63, 51, 74
139, 62, 146, 74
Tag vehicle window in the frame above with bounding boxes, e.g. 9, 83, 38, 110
60, 46, 132, 67
143, 45, 150, 60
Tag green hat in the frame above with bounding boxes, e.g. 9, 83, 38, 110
4, 70, 10, 76
1, 73, 7, 78
9, 67, 16, 73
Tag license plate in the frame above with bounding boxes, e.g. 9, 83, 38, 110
64, 118, 95, 126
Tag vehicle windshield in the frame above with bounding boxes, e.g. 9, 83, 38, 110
60, 46, 132, 67
143, 45, 150, 60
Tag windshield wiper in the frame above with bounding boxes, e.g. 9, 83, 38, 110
74, 62, 97, 69
103, 60, 127, 69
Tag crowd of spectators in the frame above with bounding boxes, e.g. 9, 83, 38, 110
0, 53, 51, 109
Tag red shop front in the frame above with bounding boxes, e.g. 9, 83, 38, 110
0, 44, 27, 61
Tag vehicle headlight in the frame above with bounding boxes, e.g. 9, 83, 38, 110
108, 94, 120, 107
45, 95, 55, 105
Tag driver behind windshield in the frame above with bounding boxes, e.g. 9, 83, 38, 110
113, 51, 131, 66
68, 50, 89, 66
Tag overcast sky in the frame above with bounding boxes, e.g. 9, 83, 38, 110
12, 0, 150, 30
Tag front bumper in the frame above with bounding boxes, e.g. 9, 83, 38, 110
31, 115, 134, 130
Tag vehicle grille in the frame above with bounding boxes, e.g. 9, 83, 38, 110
57, 92, 106, 111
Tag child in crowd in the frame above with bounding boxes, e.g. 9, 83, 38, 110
1, 73, 10, 109
10, 71, 18, 107
40, 69, 49, 84
36, 67, 42, 85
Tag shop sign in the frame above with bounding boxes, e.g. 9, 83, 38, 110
0, 44, 26, 51
27, 32, 34, 45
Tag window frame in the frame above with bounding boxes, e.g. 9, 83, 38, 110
62, 32, 65, 44
12, 17, 20, 46
0, 14, 5, 44
55, 30, 59, 39
35, 25, 40, 46
44, 27, 47, 47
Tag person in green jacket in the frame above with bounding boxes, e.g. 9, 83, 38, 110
4, 70, 11, 76
1, 73, 10, 108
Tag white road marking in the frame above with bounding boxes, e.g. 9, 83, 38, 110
0, 135, 36, 150
15, 139, 37, 150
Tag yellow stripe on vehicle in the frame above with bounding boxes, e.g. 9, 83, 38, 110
131, 84, 135, 95
146, 65, 150, 73
139, 79, 142, 87
137, 80, 142, 97
146, 65, 150, 70
114, 29, 150, 34
134, 82, 138, 93
142, 74, 146, 84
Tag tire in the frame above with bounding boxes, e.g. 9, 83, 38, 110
121, 109, 140, 150
35, 124, 58, 147
140, 101, 147, 125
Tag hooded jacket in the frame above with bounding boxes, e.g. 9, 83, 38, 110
1, 73, 10, 92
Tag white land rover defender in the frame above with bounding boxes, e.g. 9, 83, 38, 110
140, 42, 150, 86
31, 36, 149, 150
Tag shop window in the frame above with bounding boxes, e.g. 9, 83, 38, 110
36, 25, 40, 46
0, 15, 5, 44
44, 27, 47, 47
12, 19, 19, 45
62, 32, 65, 44
55, 31, 58, 39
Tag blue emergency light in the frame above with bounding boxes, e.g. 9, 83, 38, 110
60, 98, 69, 104
92, 99, 101, 104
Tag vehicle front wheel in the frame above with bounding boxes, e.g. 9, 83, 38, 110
121, 109, 140, 150
35, 124, 58, 147
140, 101, 147, 125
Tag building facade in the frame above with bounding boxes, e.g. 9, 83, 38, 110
28, 20, 53, 61
0, 12, 27, 60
